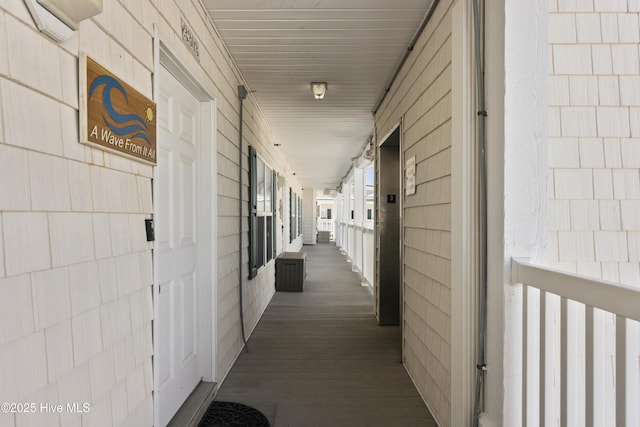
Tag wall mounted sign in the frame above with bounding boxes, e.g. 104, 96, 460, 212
181, 18, 200, 61
79, 53, 157, 165
405, 155, 416, 196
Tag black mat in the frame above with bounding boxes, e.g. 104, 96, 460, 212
198, 401, 270, 427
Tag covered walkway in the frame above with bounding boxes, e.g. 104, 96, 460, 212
214, 243, 436, 426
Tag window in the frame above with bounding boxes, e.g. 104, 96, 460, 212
249, 146, 276, 279
365, 166, 374, 225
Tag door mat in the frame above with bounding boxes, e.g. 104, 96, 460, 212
198, 401, 270, 427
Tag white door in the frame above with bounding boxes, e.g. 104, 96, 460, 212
156, 66, 212, 426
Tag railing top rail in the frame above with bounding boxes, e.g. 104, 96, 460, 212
512, 258, 640, 322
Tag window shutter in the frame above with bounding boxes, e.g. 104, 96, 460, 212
272, 170, 277, 258
248, 145, 258, 279
289, 188, 294, 243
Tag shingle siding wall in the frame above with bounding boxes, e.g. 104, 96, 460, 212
0, 0, 299, 425
0, 3, 157, 425
548, 0, 640, 285
374, 1, 454, 425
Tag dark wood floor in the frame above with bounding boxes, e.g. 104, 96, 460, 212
213, 243, 436, 427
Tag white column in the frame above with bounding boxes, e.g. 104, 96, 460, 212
354, 168, 364, 226
302, 188, 317, 245
342, 181, 351, 256
451, 1, 478, 425
353, 168, 365, 274
483, 0, 548, 426
335, 192, 343, 247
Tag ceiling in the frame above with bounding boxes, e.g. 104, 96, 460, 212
203, 0, 436, 190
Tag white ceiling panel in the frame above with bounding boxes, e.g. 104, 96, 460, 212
204, 0, 436, 189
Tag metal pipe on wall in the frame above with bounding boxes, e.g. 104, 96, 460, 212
472, 0, 488, 425
237, 85, 249, 351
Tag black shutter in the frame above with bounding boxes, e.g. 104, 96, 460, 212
272, 170, 277, 258
289, 188, 294, 243
248, 146, 258, 279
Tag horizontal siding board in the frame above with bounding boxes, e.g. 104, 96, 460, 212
404, 204, 452, 231
217, 153, 241, 182
420, 147, 452, 183
404, 247, 451, 287
217, 234, 240, 258
403, 228, 451, 258
218, 196, 240, 216
404, 176, 451, 208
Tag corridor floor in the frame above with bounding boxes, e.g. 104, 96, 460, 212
213, 243, 437, 426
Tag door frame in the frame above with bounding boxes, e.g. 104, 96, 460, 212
375, 120, 403, 331
152, 27, 218, 426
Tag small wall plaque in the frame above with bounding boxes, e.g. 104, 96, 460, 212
405, 155, 416, 196
181, 18, 200, 61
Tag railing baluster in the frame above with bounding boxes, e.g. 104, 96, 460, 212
540, 290, 546, 426
586, 305, 594, 427
511, 259, 640, 427
522, 284, 528, 427
616, 315, 626, 427
561, 297, 568, 427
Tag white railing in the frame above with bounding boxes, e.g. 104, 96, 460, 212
317, 218, 335, 239
362, 228, 374, 287
512, 258, 640, 427
335, 222, 374, 288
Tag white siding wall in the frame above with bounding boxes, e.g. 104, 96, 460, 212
374, 1, 454, 425
217, 90, 300, 381
0, 2, 155, 425
548, 0, 640, 285
0, 0, 299, 425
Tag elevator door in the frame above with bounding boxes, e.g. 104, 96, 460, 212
376, 127, 401, 326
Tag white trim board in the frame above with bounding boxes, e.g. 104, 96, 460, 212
451, 1, 480, 425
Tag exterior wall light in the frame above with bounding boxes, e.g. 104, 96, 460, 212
24, 0, 103, 42
311, 82, 327, 100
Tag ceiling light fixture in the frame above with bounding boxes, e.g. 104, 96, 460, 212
311, 82, 327, 100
